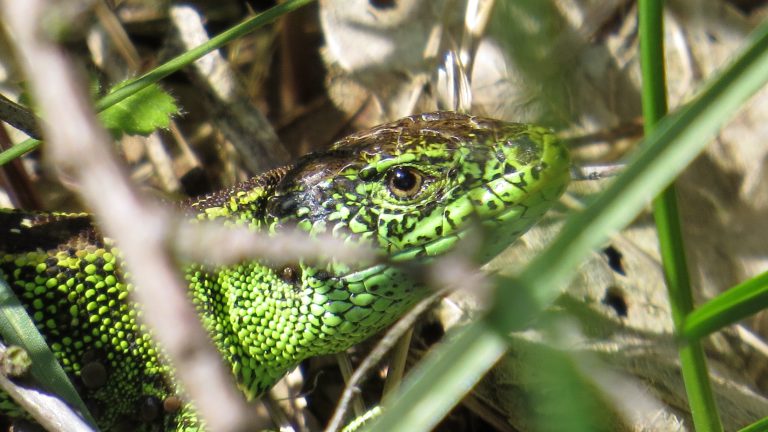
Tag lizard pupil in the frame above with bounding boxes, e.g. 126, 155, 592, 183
387, 167, 423, 198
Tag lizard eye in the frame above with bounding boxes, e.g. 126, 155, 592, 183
387, 166, 423, 199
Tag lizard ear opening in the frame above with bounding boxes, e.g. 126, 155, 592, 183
267, 194, 299, 218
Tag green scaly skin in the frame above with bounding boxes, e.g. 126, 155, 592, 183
0, 111, 570, 431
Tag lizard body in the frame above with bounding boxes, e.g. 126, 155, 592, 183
0, 112, 570, 430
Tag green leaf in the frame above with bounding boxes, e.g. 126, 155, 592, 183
0, 277, 97, 427
99, 83, 178, 137
683, 270, 768, 340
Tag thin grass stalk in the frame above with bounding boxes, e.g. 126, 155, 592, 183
639, 1, 723, 430
0, 0, 314, 166
368, 15, 768, 432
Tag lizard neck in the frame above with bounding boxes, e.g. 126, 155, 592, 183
185, 260, 427, 398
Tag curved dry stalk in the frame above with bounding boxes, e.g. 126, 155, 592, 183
324, 289, 445, 432
0, 343, 94, 432
0, 1, 263, 430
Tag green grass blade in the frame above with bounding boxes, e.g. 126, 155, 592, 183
0, 138, 41, 166
369, 17, 768, 432
653, 188, 695, 323
0, 0, 314, 166
639, 1, 723, 430
92, 0, 314, 113
370, 319, 508, 432
738, 416, 768, 432
495, 15, 768, 333
0, 277, 97, 428
683, 271, 768, 339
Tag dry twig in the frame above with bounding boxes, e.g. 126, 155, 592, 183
169, 5, 291, 174
0, 1, 261, 430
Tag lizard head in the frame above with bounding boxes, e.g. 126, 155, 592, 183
267, 111, 570, 265
188, 112, 571, 398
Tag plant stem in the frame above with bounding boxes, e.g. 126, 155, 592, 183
639, 1, 723, 431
